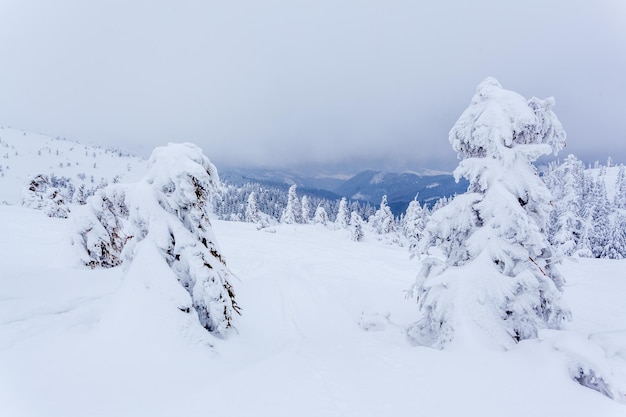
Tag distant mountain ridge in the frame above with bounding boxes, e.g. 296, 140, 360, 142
221, 167, 469, 214
0, 127, 467, 215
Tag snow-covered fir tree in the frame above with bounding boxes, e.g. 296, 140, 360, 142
602, 213, 626, 259
245, 191, 261, 224
368, 195, 395, 234
72, 143, 240, 338
614, 164, 626, 209
409, 77, 571, 349
546, 154, 585, 256
401, 195, 428, 251
334, 197, 350, 229
313, 205, 328, 225
280, 184, 301, 224
584, 177, 611, 258
368, 195, 402, 245
301, 195, 312, 224
349, 211, 364, 242
430, 195, 451, 211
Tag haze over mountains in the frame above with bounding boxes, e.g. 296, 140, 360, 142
0, 126, 467, 213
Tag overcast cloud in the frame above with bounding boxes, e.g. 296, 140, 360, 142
0, 0, 624, 172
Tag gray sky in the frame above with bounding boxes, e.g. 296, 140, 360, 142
0, 0, 625, 172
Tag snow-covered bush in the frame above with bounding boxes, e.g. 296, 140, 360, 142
22, 174, 72, 218
409, 77, 571, 349
334, 197, 349, 230
313, 205, 328, 225
72, 143, 240, 337
349, 211, 364, 242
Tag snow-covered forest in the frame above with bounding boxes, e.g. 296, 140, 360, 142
1, 78, 625, 416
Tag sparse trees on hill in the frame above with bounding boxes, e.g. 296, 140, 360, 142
401, 196, 428, 251
409, 77, 570, 348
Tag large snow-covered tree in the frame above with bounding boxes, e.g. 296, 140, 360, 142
72, 143, 240, 338
409, 77, 571, 349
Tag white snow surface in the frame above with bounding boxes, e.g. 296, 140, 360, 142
0, 127, 147, 204
1, 206, 625, 416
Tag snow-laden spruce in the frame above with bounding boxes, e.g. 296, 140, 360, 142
349, 211, 364, 242
401, 195, 428, 251
280, 184, 301, 224
334, 197, 350, 230
72, 143, 240, 337
409, 77, 571, 349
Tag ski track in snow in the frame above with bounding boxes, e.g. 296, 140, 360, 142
0, 206, 625, 416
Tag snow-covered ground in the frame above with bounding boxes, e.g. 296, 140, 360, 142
0, 127, 147, 204
1, 205, 624, 416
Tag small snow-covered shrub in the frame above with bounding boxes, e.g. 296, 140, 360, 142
22, 174, 72, 218
73, 186, 129, 268
368, 195, 403, 246
72, 143, 240, 338
313, 205, 328, 225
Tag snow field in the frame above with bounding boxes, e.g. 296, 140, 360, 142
0, 206, 625, 416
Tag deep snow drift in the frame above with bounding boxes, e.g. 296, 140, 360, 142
1, 205, 625, 416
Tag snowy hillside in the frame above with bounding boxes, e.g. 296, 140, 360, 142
1, 204, 625, 416
0, 124, 625, 415
0, 127, 147, 204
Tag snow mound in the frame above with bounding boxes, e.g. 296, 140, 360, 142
540, 329, 626, 403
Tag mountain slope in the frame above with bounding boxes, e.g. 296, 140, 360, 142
334, 169, 469, 211
0, 127, 147, 204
